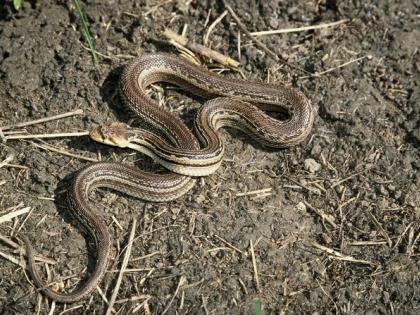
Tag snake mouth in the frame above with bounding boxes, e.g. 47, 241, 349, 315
89, 122, 131, 148
89, 127, 103, 142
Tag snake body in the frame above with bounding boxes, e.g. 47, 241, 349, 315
24, 53, 314, 302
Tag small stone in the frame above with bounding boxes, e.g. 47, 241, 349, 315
269, 17, 279, 29
361, 200, 369, 208
393, 190, 402, 199
304, 158, 321, 173
208, 191, 218, 198
334, 185, 344, 194
311, 143, 322, 156
321, 233, 333, 244
296, 202, 306, 212
287, 6, 298, 15
195, 194, 206, 204
379, 185, 388, 196
382, 291, 390, 304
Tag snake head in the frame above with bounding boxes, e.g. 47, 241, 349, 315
89, 122, 131, 148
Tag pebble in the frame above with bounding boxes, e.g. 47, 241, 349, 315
269, 17, 279, 29
382, 291, 390, 304
311, 143, 322, 156
393, 190, 402, 199
304, 158, 321, 173
379, 185, 388, 196
296, 202, 306, 212
195, 194, 206, 204
208, 191, 218, 199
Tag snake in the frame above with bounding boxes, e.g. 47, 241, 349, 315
23, 53, 315, 303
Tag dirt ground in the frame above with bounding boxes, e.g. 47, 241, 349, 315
0, 0, 419, 314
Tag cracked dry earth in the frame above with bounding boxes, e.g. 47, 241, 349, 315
0, 1, 419, 314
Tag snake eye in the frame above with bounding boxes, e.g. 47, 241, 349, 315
89, 126, 106, 143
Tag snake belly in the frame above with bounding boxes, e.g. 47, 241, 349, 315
23, 53, 314, 303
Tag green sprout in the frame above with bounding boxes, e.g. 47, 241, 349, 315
12, 0, 22, 10
71, 0, 98, 66
252, 298, 262, 315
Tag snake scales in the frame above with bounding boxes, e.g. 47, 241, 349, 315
23, 53, 315, 302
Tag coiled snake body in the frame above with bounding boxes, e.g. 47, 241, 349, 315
24, 53, 315, 302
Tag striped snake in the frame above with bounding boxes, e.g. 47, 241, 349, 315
23, 53, 315, 302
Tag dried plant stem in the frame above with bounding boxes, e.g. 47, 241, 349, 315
311, 242, 374, 265
163, 29, 240, 67
4, 131, 89, 140
0, 206, 31, 224
304, 201, 337, 228
301, 56, 369, 79
0, 153, 14, 169
5, 131, 89, 141
249, 240, 260, 292
203, 10, 228, 45
105, 219, 137, 315
250, 19, 349, 36
161, 276, 186, 314
0, 109, 83, 132
236, 187, 272, 197
31, 142, 98, 162
222, 1, 310, 74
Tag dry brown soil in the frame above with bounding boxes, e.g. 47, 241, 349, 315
0, 1, 419, 314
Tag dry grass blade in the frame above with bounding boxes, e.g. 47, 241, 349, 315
161, 276, 187, 314
0, 250, 26, 268
0, 206, 31, 224
0, 153, 14, 169
0, 234, 20, 249
311, 242, 375, 266
364, 209, 392, 247
222, 2, 278, 63
236, 187, 272, 197
301, 56, 369, 79
0, 109, 83, 132
105, 219, 137, 315
5, 131, 89, 141
348, 241, 388, 246
163, 28, 240, 67
214, 234, 244, 255
31, 142, 98, 162
250, 19, 349, 36
249, 240, 260, 292
203, 10, 228, 45
57, 305, 84, 315
221, 1, 312, 75
303, 201, 337, 228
